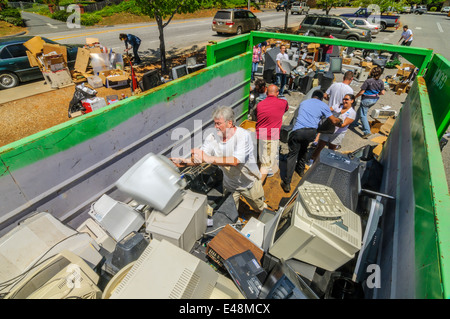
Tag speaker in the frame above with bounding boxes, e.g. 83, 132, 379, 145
298, 72, 315, 94
319, 71, 334, 92
301, 148, 361, 211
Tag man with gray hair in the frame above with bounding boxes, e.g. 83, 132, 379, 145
171, 106, 266, 213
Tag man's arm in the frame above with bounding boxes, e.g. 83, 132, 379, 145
191, 148, 240, 167
328, 115, 343, 126
277, 59, 286, 74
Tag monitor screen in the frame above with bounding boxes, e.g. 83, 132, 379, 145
172, 64, 188, 79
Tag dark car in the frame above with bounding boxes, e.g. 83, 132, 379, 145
297, 14, 372, 42
0, 36, 80, 89
276, 1, 290, 11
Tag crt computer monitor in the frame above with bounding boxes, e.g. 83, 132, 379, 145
109, 239, 218, 299
268, 181, 362, 272
172, 64, 188, 80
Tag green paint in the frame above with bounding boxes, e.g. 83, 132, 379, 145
423, 54, 450, 139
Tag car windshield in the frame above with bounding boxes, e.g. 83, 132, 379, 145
214, 11, 231, 19
343, 18, 356, 28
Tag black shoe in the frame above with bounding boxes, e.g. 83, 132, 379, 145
281, 181, 291, 193
295, 168, 305, 177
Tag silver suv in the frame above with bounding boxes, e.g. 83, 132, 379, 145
291, 2, 310, 15
212, 9, 261, 35
297, 14, 372, 42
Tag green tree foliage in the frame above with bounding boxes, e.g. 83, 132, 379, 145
134, 0, 224, 73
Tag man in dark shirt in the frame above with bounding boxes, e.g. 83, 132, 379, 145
119, 33, 142, 64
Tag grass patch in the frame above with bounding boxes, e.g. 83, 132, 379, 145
0, 20, 27, 37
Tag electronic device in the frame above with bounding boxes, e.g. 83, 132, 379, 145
210, 273, 245, 299
281, 59, 297, 74
115, 153, 186, 215
329, 57, 343, 73
268, 181, 362, 271
0, 212, 102, 295
240, 209, 281, 252
223, 250, 267, 299
254, 64, 264, 76
258, 259, 319, 299
302, 148, 361, 211
353, 197, 384, 283
206, 224, 264, 269
77, 217, 116, 253
89, 194, 145, 242
5, 250, 102, 299
171, 64, 188, 80
109, 239, 218, 299
145, 190, 208, 252
371, 109, 397, 119
142, 69, 161, 91
111, 231, 149, 271
263, 47, 280, 71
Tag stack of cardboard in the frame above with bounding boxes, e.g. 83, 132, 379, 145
385, 63, 416, 95
24, 36, 73, 89
72, 37, 127, 88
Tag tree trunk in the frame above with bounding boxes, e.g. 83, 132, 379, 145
155, 14, 167, 74
284, 0, 290, 31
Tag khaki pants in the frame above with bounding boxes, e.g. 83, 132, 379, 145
231, 179, 265, 213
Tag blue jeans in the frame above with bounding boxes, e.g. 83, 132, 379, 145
251, 62, 259, 80
276, 73, 287, 95
352, 98, 378, 135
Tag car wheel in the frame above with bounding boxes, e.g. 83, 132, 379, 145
347, 36, 358, 41
379, 22, 386, 31
236, 26, 242, 35
256, 23, 261, 31
0, 72, 19, 90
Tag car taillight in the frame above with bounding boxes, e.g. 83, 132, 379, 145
226, 21, 234, 26
213, 21, 216, 24
375, 26, 378, 29
298, 25, 302, 29
395, 18, 398, 23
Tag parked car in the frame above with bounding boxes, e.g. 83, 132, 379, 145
441, 6, 450, 13
0, 36, 80, 90
276, 1, 289, 12
347, 17, 380, 35
413, 5, 427, 14
291, 2, 310, 15
340, 7, 400, 31
212, 9, 261, 35
297, 14, 372, 42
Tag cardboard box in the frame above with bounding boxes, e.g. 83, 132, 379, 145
342, 57, 352, 65
24, 36, 45, 55
99, 69, 129, 88
43, 43, 67, 63
87, 75, 103, 88
361, 61, 373, 68
379, 116, 396, 136
74, 47, 102, 73
42, 68, 73, 89
307, 43, 320, 52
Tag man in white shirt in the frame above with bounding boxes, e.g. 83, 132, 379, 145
171, 106, 266, 213
276, 44, 289, 96
398, 25, 413, 46
324, 71, 354, 109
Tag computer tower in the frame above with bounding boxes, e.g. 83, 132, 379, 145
263, 47, 280, 71
301, 148, 361, 211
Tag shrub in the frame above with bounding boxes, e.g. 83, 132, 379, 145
430, 7, 437, 11
51, 10, 71, 22
0, 7, 25, 26
80, 13, 101, 26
